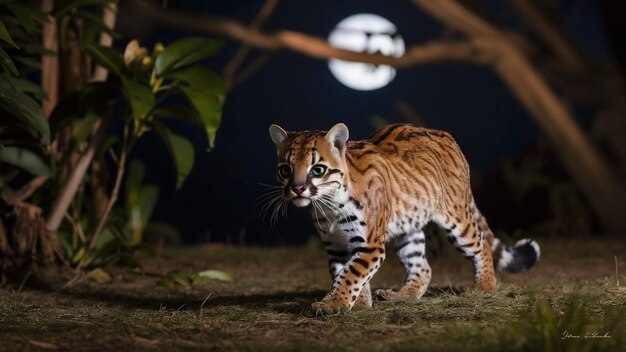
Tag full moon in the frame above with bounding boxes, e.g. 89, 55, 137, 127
328, 14, 405, 91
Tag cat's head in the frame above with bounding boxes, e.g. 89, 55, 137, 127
268, 123, 349, 207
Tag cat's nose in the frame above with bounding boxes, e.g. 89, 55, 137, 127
292, 184, 306, 196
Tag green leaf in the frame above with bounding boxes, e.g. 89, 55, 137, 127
166, 66, 224, 148
123, 163, 160, 246
182, 89, 221, 148
2, 73, 47, 100
120, 76, 154, 121
152, 106, 203, 128
22, 43, 56, 56
0, 74, 50, 143
125, 159, 145, 199
84, 43, 123, 76
167, 270, 190, 287
155, 37, 223, 77
5, 3, 36, 33
158, 277, 173, 288
0, 146, 50, 176
0, 19, 18, 48
151, 122, 194, 188
96, 227, 115, 249
192, 270, 235, 285
137, 186, 158, 223
13, 56, 41, 71
71, 112, 97, 143
144, 222, 182, 245
0, 47, 18, 76
96, 134, 118, 159
71, 246, 86, 264
167, 66, 224, 98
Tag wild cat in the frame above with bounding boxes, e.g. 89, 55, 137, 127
268, 123, 539, 314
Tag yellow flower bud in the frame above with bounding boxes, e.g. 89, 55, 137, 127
124, 39, 148, 68
153, 42, 165, 55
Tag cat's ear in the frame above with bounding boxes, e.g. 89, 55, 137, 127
269, 124, 288, 146
326, 123, 349, 152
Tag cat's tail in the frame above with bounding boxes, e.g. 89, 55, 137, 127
474, 208, 540, 273
491, 238, 540, 273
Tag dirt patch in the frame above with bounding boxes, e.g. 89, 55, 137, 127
1, 239, 625, 351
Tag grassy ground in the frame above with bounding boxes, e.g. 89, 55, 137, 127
1, 238, 625, 351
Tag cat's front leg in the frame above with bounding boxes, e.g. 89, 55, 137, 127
312, 244, 386, 315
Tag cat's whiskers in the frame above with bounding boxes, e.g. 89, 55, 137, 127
257, 188, 286, 221
316, 194, 359, 233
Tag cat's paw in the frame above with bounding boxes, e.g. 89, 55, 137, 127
352, 292, 372, 310
311, 298, 349, 316
475, 275, 497, 292
374, 288, 398, 301
375, 288, 420, 301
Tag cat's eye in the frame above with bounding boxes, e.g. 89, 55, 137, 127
278, 165, 291, 178
310, 164, 327, 177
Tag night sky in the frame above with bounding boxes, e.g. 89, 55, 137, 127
126, 0, 615, 244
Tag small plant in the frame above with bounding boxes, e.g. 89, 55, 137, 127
63, 36, 224, 269
0, 1, 225, 275
159, 269, 235, 288
502, 299, 625, 352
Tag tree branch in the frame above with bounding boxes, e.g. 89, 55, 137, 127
2, 176, 48, 206
46, 118, 108, 232
223, 0, 279, 91
511, 0, 584, 70
230, 53, 271, 89
136, 5, 493, 68
413, 0, 626, 232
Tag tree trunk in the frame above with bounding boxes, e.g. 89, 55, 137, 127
40, 0, 58, 118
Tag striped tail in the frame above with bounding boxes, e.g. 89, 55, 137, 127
474, 206, 540, 273
491, 238, 540, 273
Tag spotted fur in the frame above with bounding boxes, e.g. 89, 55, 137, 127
268, 123, 540, 314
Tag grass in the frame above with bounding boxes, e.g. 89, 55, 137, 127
0, 239, 625, 351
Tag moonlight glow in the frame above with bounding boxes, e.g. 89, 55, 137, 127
328, 14, 405, 91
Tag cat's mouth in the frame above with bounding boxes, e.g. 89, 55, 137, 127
292, 196, 311, 208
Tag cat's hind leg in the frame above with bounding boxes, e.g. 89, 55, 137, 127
375, 230, 431, 301
433, 207, 497, 292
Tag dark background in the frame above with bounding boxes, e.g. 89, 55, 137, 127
124, 0, 615, 245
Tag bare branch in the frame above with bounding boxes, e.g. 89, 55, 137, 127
46, 118, 107, 232
137, 5, 493, 68
231, 53, 272, 89
3, 176, 48, 206
511, 0, 584, 70
413, 0, 497, 37
224, 0, 279, 91
413, 0, 626, 232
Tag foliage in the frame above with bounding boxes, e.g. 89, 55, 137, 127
501, 300, 625, 352
0, 1, 49, 168
158, 269, 235, 288
0, 0, 225, 273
